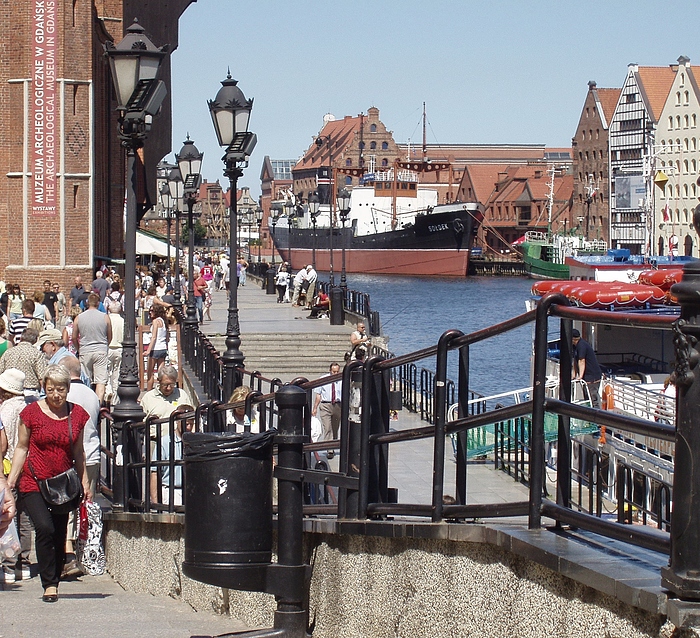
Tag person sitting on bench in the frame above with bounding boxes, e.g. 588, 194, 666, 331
307, 291, 330, 319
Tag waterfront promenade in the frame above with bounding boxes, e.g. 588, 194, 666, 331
1, 280, 532, 634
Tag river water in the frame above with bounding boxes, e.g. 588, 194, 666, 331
346, 274, 536, 397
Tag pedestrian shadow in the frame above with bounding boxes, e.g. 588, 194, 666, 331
57, 593, 114, 599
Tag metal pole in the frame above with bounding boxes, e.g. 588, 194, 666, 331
184, 197, 199, 338
112, 145, 145, 423
273, 385, 308, 636
222, 160, 245, 401
311, 217, 317, 270
258, 221, 262, 263
340, 216, 347, 289
173, 208, 182, 311
166, 215, 172, 288
662, 257, 700, 600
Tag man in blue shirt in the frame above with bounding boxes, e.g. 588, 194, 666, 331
572, 329, 603, 408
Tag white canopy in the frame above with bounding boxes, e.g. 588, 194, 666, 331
136, 231, 180, 257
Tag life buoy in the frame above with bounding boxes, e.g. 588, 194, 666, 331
602, 384, 614, 410
452, 219, 464, 234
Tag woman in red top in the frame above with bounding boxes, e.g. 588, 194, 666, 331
8, 364, 91, 602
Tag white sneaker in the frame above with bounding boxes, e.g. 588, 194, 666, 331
20, 566, 32, 580
1, 569, 15, 583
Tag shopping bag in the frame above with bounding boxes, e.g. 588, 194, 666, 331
76, 501, 106, 575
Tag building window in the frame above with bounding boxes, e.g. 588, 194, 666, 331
370, 141, 376, 150
346, 176, 352, 185
359, 142, 365, 150
684, 183, 689, 197
685, 138, 690, 151
581, 131, 586, 141
370, 124, 377, 133
693, 159, 697, 173
346, 159, 352, 166
676, 92, 682, 106
685, 115, 690, 129
677, 116, 682, 129
382, 141, 388, 150
381, 158, 388, 167
685, 91, 690, 105
693, 114, 697, 128
669, 116, 674, 129
627, 93, 637, 103
596, 129, 599, 140
620, 119, 642, 132
693, 138, 697, 151
684, 159, 689, 173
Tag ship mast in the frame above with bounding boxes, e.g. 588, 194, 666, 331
422, 102, 427, 163
546, 165, 556, 235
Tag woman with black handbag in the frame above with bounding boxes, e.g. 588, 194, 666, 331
7, 364, 91, 602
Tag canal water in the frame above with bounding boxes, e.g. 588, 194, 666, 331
347, 274, 536, 397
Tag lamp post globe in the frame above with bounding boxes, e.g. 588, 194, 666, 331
209, 72, 257, 401
337, 188, 351, 289
167, 167, 185, 311
175, 137, 203, 352
105, 18, 168, 428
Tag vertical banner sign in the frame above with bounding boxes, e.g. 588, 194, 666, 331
32, 0, 57, 216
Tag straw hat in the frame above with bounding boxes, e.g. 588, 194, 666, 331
0, 368, 25, 395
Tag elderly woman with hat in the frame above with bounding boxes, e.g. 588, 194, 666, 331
37, 328, 74, 366
0, 368, 33, 583
8, 364, 91, 602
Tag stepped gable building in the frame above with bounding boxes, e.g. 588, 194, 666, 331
0, 1, 192, 290
608, 63, 676, 253
480, 166, 573, 253
571, 82, 621, 246
654, 56, 700, 257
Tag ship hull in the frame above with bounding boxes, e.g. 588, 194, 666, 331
271, 205, 482, 277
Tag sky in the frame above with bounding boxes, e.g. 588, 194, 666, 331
169, 0, 700, 197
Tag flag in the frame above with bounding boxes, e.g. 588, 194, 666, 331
662, 204, 670, 222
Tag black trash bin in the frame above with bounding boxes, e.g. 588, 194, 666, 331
329, 286, 344, 325
182, 429, 276, 591
266, 269, 276, 294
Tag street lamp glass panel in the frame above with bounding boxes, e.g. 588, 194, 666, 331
256, 207, 264, 223
176, 138, 203, 181
105, 19, 166, 109
337, 189, 351, 213
284, 200, 294, 217
208, 74, 253, 147
168, 168, 184, 201
308, 194, 320, 216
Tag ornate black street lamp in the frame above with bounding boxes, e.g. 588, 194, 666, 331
209, 72, 256, 401
308, 192, 320, 270
270, 204, 282, 267
337, 188, 351, 289
106, 19, 167, 425
316, 134, 334, 285
167, 167, 184, 311
256, 205, 263, 264
175, 137, 203, 347
159, 183, 174, 288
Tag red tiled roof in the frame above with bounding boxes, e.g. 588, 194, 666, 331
637, 66, 677, 121
294, 116, 364, 170
462, 164, 509, 202
596, 88, 621, 122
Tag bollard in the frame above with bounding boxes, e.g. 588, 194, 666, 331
272, 385, 310, 637
662, 255, 700, 600
329, 286, 344, 325
267, 269, 277, 294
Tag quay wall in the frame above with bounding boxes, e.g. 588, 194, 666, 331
104, 516, 675, 638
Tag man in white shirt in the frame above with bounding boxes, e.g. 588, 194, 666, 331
312, 362, 342, 456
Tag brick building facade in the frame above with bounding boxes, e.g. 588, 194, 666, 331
570, 82, 620, 246
0, 1, 192, 292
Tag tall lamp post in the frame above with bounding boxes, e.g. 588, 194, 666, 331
270, 205, 282, 267
159, 183, 174, 288
337, 188, 351, 289
106, 19, 167, 424
316, 135, 335, 284
175, 137, 203, 348
308, 192, 320, 270
209, 72, 257, 401
256, 205, 263, 263
167, 167, 184, 312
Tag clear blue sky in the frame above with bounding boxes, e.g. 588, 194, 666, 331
169, 0, 699, 197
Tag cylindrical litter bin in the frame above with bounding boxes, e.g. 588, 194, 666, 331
266, 269, 276, 294
329, 286, 344, 325
182, 429, 275, 582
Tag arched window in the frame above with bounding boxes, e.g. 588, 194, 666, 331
693, 138, 697, 151
658, 237, 665, 256
684, 208, 689, 222
669, 116, 674, 129
684, 159, 689, 173
676, 91, 681, 105
345, 176, 352, 185
685, 115, 690, 129
369, 124, 377, 133
677, 115, 682, 129
685, 234, 694, 257
693, 183, 697, 196
693, 114, 698, 128
693, 159, 697, 173
676, 184, 681, 197
381, 158, 388, 167
685, 90, 690, 105
685, 138, 690, 151
359, 142, 365, 150
581, 130, 586, 141
370, 141, 376, 150
381, 142, 388, 150
346, 159, 352, 166
596, 129, 600, 140
683, 183, 689, 197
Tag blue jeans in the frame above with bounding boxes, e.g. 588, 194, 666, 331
195, 296, 203, 322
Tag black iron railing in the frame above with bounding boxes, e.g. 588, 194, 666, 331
105, 299, 679, 563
